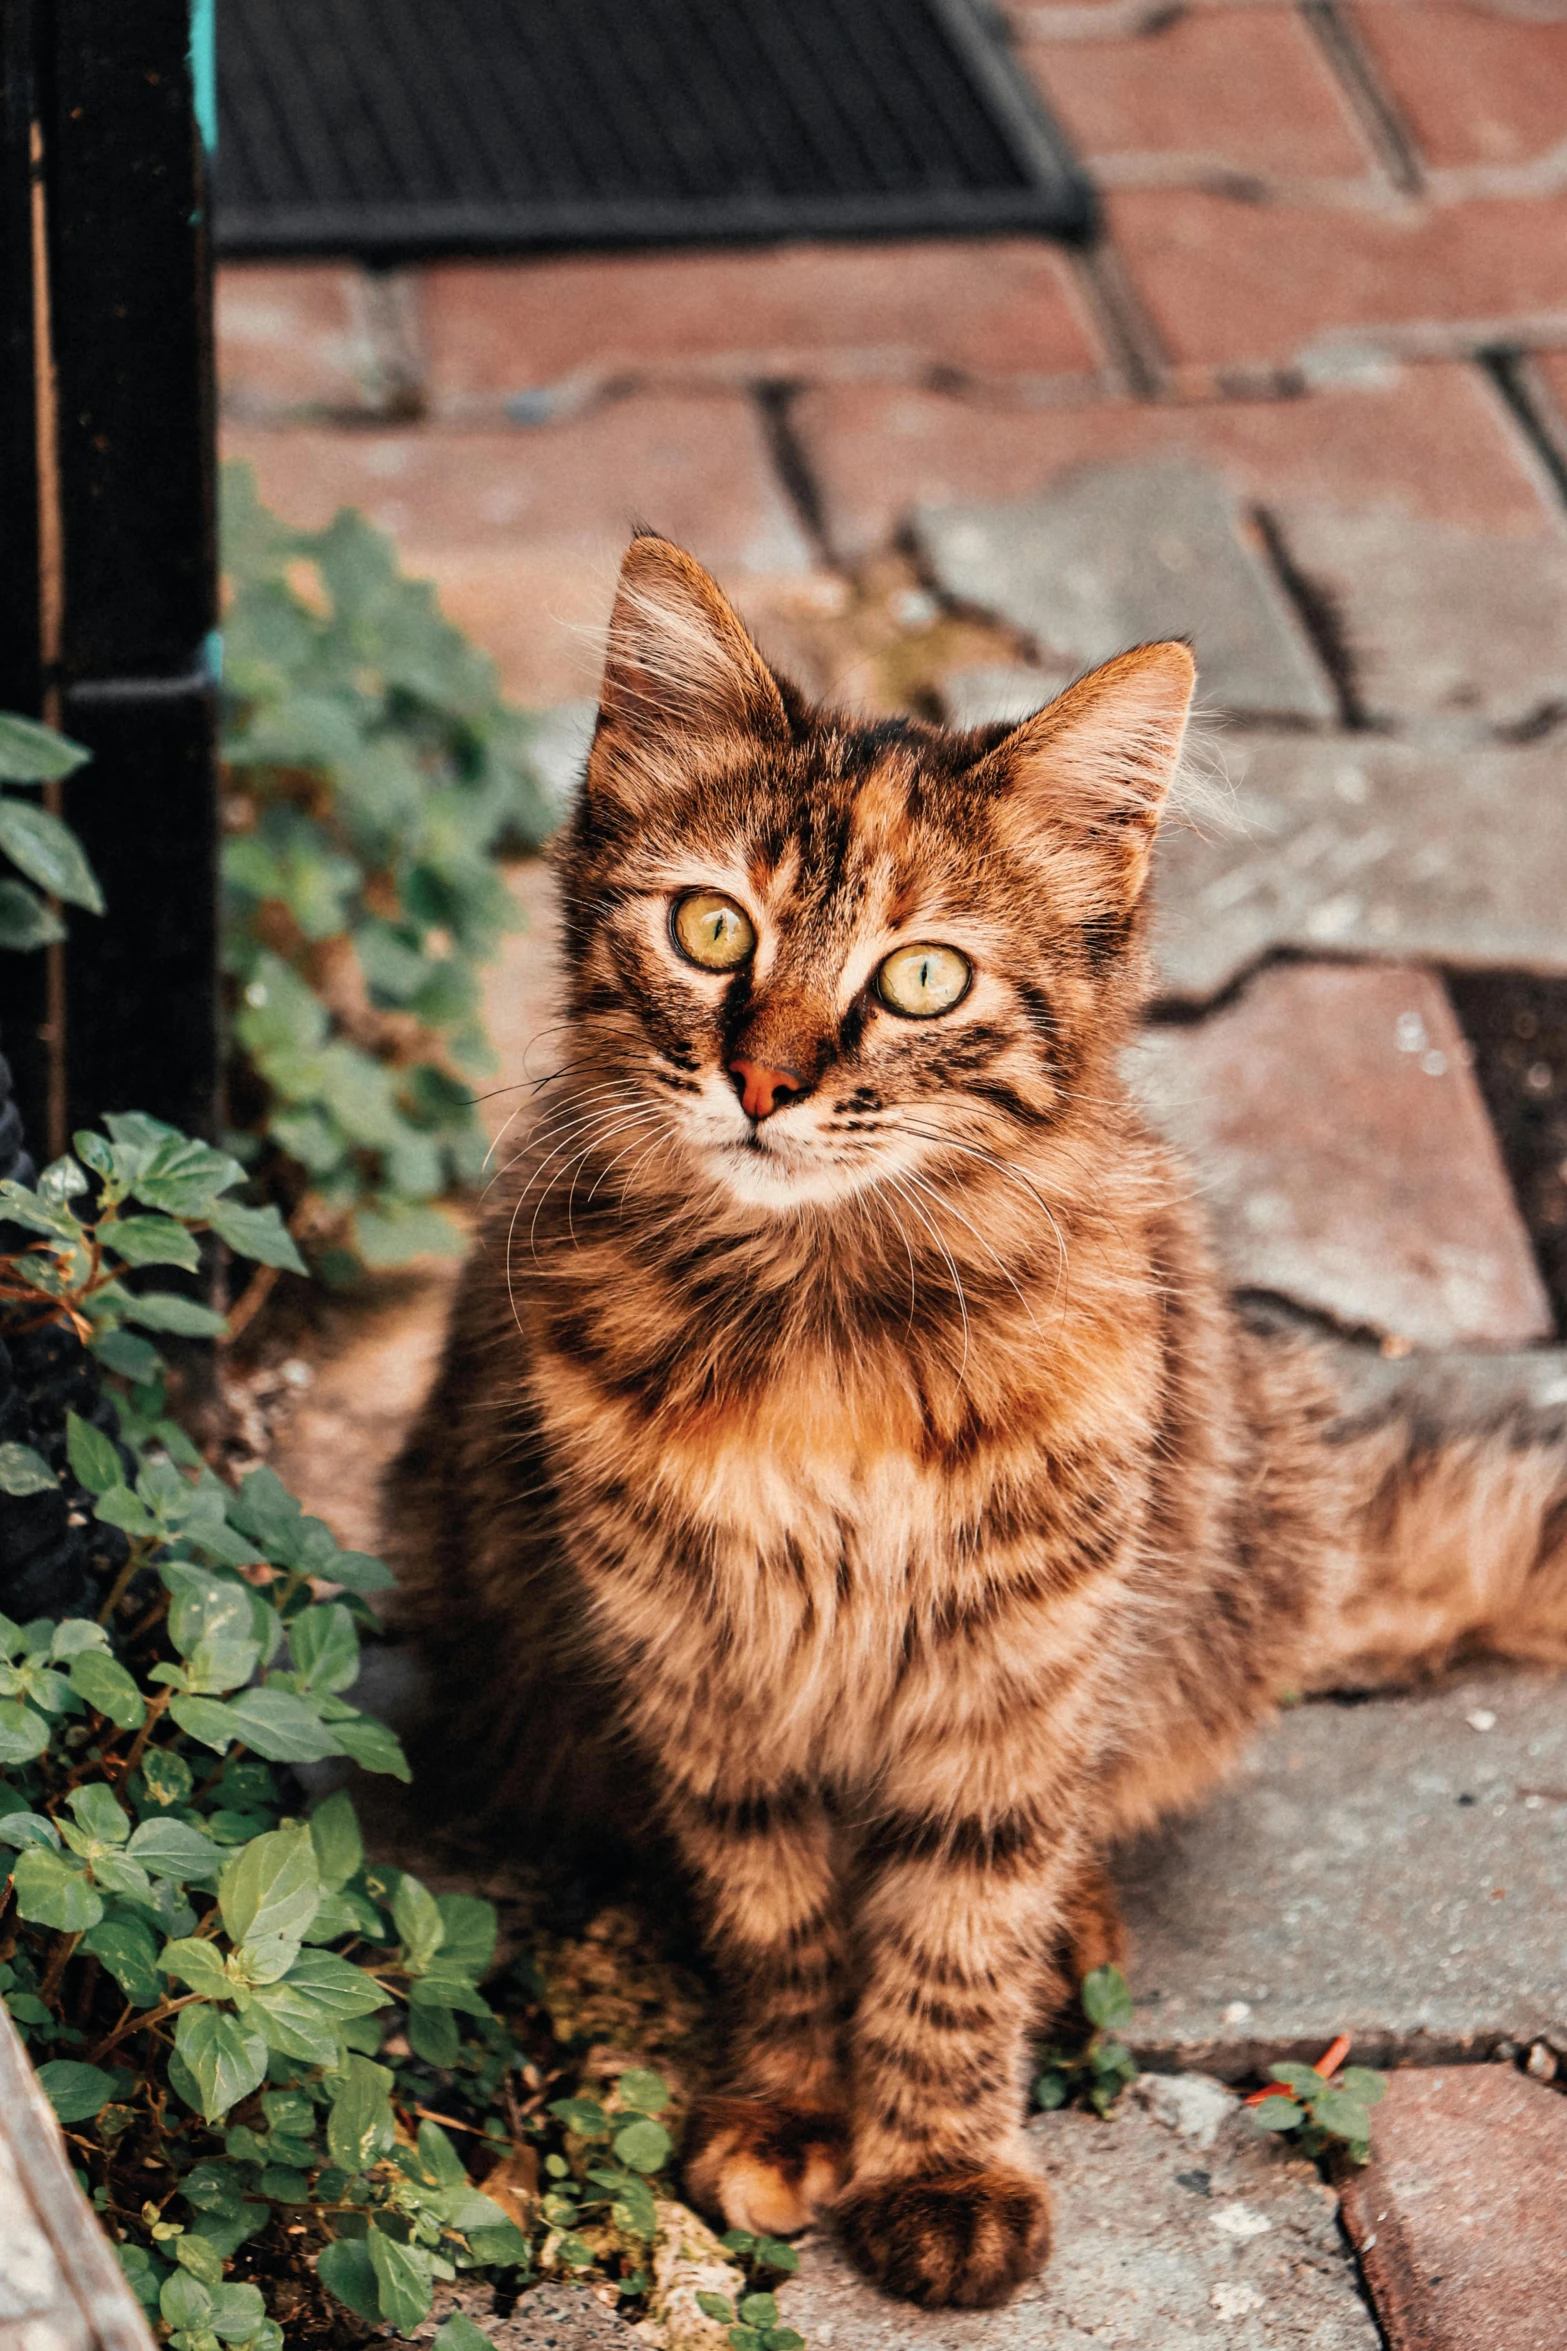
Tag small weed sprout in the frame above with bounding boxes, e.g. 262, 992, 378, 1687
1034, 1964, 1139, 2119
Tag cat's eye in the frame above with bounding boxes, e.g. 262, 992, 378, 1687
671, 890, 756, 971
876, 942, 972, 1018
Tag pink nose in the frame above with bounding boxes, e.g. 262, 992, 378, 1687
728, 1059, 801, 1120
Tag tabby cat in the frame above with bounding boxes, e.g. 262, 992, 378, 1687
387, 533, 1567, 2309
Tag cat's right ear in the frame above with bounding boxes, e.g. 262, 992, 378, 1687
589, 534, 789, 807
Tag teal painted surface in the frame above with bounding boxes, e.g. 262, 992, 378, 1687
190, 0, 217, 151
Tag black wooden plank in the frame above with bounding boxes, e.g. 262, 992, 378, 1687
214, 0, 1093, 256
58, 683, 220, 1142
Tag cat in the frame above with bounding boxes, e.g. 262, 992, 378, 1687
385, 532, 1567, 2309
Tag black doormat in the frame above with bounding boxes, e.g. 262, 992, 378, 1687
214, 0, 1092, 259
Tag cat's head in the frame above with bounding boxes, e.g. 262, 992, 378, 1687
556, 534, 1193, 1213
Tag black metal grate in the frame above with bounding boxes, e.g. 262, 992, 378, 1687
214, 0, 1092, 258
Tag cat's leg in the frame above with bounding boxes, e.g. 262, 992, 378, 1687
672, 1784, 853, 2237
835, 1804, 1082, 2308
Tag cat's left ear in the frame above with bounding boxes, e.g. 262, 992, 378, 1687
976, 641, 1195, 911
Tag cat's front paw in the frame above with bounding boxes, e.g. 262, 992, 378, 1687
683, 2097, 848, 2237
835, 2165, 1052, 2307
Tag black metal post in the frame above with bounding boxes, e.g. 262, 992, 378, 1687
0, 0, 220, 1153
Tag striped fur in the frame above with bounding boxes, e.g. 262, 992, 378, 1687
386, 537, 1567, 2308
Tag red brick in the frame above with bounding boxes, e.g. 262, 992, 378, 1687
1018, 9, 1372, 180
222, 399, 816, 704
1106, 188, 1567, 371
418, 239, 1105, 413
1350, 3, 1567, 170
1340, 2065, 1567, 2351
215, 264, 376, 418
794, 362, 1557, 555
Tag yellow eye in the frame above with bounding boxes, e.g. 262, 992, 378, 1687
672, 891, 756, 971
877, 943, 971, 1018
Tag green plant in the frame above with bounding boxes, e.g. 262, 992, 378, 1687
0, 713, 102, 949
1248, 2059, 1387, 2164
219, 462, 554, 1285
1034, 1964, 1139, 2118
0, 1119, 701, 2342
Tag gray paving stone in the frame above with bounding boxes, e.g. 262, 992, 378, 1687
1114, 1666, 1567, 2077
778, 2082, 1377, 2349
1128, 963, 1554, 1349
915, 462, 1337, 725
1275, 507, 1567, 732
1151, 732, 1567, 1005
1312, 1336, 1567, 1426
399, 2280, 632, 2345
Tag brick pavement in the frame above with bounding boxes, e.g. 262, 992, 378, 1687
218, 11, 1567, 2342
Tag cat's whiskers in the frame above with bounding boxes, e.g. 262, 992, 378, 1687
891, 1122, 1072, 1308
883, 1172, 971, 1379
898, 1164, 1041, 1335
481, 1079, 634, 1194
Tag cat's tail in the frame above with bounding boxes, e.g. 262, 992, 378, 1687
1309, 1383, 1567, 1689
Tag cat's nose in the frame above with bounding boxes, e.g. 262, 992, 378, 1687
727, 1059, 802, 1120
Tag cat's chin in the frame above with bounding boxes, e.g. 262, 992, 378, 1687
704, 1134, 873, 1212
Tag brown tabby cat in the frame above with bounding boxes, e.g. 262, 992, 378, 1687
386, 533, 1567, 2309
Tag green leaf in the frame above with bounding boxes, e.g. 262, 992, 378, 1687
353, 1199, 466, 1266
175, 2002, 269, 2124
392, 1871, 444, 1971
206, 1196, 306, 1274
126, 1816, 223, 1881
318, 1547, 396, 1595
11, 1846, 103, 1929
326, 2054, 396, 2174
219, 1824, 321, 1971
615, 2068, 669, 2116
0, 795, 103, 910
696, 2293, 736, 2323
1081, 1965, 1135, 2033
316, 2238, 380, 2325
208, 2282, 268, 2342
366, 2226, 434, 2330
289, 1602, 359, 1693
160, 2270, 214, 2329
174, 2232, 226, 2290
64, 1411, 122, 1494
329, 1713, 409, 1779
119, 1290, 229, 1338
67, 1783, 130, 1845
81, 1915, 163, 2007
230, 1685, 347, 1763
69, 1650, 145, 1729
0, 1810, 59, 1849
35, 2060, 116, 2124
1338, 2068, 1388, 2105
125, 1128, 247, 1219
738, 2295, 778, 2327
104, 1215, 201, 1271
764, 2331, 805, 2350
0, 713, 90, 781
92, 1327, 162, 1382
310, 1790, 363, 1892
0, 1442, 56, 1497
1313, 2087, 1378, 2141
755, 2239, 800, 2274
613, 2116, 671, 2173
268, 1946, 387, 2020
0, 876, 63, 948
434, 1892, 496, 1978
433, 2316, 494, 2351
408, 2001, 460, 2068
1251, 2096, 1306, 2132
549, 2096, 610, 2137
1269, 2062, 1329, 2096
160, 1938, 231, 1998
